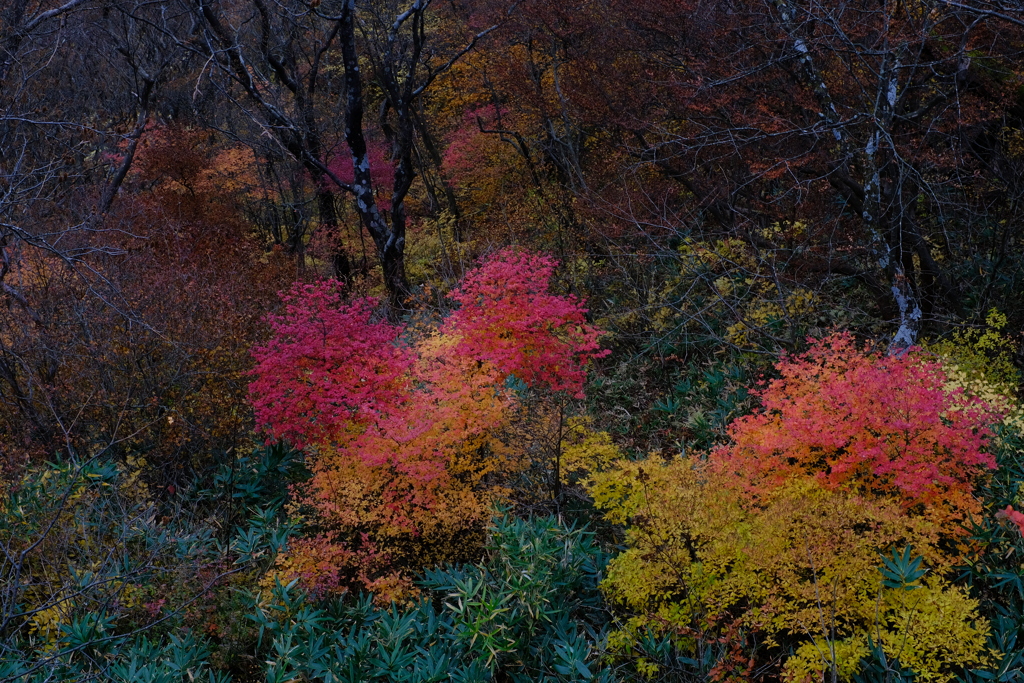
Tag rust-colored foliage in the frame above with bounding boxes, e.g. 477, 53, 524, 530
0, 125, 293, 479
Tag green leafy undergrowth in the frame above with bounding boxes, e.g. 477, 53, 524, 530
251, 514, 612, 683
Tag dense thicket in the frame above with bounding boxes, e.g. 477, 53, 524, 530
2, 0, 1024, 681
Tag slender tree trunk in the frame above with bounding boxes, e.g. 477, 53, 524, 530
338, 0, 410, 311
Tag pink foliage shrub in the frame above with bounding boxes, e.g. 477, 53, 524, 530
442, 248, 608, 398
248, 281, 410, 450
712, 334, 1006, 518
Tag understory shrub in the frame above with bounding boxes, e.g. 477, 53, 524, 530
588, 335, 1012, 682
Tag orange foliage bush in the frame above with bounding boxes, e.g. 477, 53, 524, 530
251, 249, 606, 598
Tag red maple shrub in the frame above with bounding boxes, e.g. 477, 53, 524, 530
442, 248, 608, 397
711, 334, 1007, 521
249, 281, 411, 450
248, 249, 606, 597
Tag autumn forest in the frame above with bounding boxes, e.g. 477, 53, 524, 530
2, 0, 1024, 680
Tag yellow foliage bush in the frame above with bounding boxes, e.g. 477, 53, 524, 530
588, 457, 991, 681
784, 577, 991, 682
651, 238, 821, 350
560, 416, 622, 484
926, 309, 1023, 433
